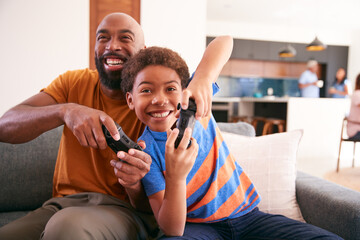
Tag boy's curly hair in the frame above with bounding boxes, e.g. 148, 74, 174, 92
121, 46, 190, 93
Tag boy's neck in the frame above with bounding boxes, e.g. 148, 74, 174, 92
147, 120, 178, 132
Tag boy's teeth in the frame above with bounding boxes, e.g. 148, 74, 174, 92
106, 58, 123, 66
151, 111, 170, 118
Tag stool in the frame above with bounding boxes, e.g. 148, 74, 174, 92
251, 117, 267, 136
262, 118, 286, 135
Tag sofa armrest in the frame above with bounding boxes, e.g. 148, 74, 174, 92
296, 171, 360, 240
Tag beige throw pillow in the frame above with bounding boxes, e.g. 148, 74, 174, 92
222, 130, 305, 222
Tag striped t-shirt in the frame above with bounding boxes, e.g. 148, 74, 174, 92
140, 113, 260, 223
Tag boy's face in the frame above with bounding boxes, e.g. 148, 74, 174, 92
126, 65, 182, 132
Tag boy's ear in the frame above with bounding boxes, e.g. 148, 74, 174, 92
126, 92, 135, 110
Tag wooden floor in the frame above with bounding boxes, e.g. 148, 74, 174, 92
324, 167, 360, 192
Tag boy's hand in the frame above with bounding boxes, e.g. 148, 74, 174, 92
182, 79, 212, 120
110, 140, 151, 189
165, 128, 198, 181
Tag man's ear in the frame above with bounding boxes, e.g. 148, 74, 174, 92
126, 92, 135, 110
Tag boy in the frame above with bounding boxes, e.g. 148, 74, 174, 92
119, 47, 343, 239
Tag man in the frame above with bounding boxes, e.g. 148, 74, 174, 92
0, 13, 225, 239
298, 60, 321, 98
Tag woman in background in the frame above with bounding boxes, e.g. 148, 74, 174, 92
347, 73, 360, 140
329, 68, 349, 98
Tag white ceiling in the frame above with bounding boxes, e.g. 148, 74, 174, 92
207, 0, 360, 31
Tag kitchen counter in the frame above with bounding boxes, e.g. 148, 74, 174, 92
240, 96, 290, 103
213, 96, 290, 103
212, 97, 290, 121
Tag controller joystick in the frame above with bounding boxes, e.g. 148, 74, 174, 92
102, 122, 143, 154
175, 99, 197, 148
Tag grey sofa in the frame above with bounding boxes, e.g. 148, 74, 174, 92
1, 123, 360, 239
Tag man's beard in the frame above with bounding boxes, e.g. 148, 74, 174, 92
95, 53, 122, 90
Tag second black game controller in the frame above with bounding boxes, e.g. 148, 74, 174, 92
102, 122, 143, 154
175, 99, 197, 148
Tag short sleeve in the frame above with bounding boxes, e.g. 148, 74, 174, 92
141, 158, 165, 196
138, 131, 166, 196
41, 71, 72, 104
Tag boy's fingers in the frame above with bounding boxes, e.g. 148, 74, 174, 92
195, 98, 204, 120
178, 128, 192, 149
189, 138, 199, 156
168, 128, 179, 142
126, 149, 152, 167
181, 90, 191, 110
137, 140, 146, 149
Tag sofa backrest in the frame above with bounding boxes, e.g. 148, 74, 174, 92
0, 126, 63, 212
0, 122, 253, 212
217, 121, 256, 137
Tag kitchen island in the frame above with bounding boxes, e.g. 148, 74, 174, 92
212, 96, 289, 122
213, 96, 353, 177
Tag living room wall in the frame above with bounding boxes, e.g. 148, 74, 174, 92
0, 0, 207, 116
0, 0, 89, 116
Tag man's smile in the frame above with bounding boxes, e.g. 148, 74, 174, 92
103, 54, 128, 71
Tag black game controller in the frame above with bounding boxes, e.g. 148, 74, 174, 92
175, 99, 197, 148
102, 122, 143, 154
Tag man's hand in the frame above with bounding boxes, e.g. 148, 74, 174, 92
110, 140, 152, 211
63, 103, 120, 149
110, 140, 151, 189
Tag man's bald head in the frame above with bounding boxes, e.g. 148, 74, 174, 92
94, 13, 146, 90
96, 13, 145, 49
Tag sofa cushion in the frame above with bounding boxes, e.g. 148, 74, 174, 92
0, 211, 29, 227
0, 126, 62, 212
222, 130, 304, 222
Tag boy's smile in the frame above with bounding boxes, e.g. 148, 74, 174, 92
126, 65, 182, 132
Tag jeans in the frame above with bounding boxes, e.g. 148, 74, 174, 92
159, 208, 343, 240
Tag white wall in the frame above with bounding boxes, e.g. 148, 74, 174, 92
141, 0, 207, 74
287, 98, 352, 177
0, 0, 207, 116
0, 0, 89, 116
347, 30, 360, 88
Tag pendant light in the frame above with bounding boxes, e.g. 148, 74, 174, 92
306, 36, 326, 51
279, 44, 296, 58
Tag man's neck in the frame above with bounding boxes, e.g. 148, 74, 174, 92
100, 83, 125, 100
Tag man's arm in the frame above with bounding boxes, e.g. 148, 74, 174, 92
0, 92, 120, 147
298, 82, 317, 89
182, 35, 233, 119
0, 92, 64, 143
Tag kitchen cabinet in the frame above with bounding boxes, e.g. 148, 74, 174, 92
220, 59, 308, 79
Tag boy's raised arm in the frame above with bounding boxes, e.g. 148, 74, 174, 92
182, 35, 233, 120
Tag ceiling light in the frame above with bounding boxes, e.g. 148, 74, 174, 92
279, 44, 296, 58
306, 36, 327, 51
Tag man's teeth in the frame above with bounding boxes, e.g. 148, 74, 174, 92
106, 58, 124, 66
151, 111, 170, 118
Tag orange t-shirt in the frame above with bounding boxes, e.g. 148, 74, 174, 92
42, 68, 145, 201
